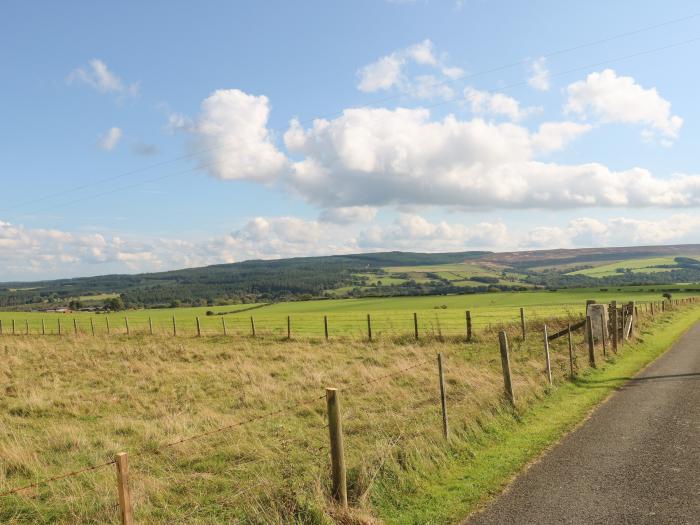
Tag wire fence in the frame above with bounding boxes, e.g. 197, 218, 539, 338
0, 297, 694, 523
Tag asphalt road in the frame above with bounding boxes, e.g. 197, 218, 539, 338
465, 321, 700, 525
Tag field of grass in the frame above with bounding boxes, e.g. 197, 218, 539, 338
0, 295, 695, 523
567, 256, 697, 277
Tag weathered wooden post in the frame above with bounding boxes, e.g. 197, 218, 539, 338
25, 320, 29, 335
90, 317, 95, 336
586, 315, 596, 368
12, 319, 15, 335
250, 316, 256, 337
367, 314, 372, 341
611, 301, 618, 353
196, 317, 201, 337
0, 319, 3, 335
172, 316, 177, 337
543, 324, 552, 385
149, 317, 153, 336
621, 306, 627, 344
466, 310, 473, 341
324, 315, 329, 341
115, 452, 134, 525
498, 330, 515, 405
599, 310, 607, 357
58, 318, 62, 336
326, 388, 347, 507
41, 318, 45, 335
106, 317, 111, 335
287, 316, 291, 339
221, 317, 227, 336
73, 318, 78, 336
520, 307, 526, 339
437, 353, 449, 439
124, 317, 130, 336
414, 312, 419, 340
567, 324, 574, 377
650, 301, 655, 317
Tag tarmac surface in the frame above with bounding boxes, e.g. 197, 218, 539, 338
465, 321, 700, 525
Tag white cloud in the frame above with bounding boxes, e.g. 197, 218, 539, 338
319, 206, 378, 224
96, 127, 122, 151
67, 59, 139, 96
188, 89, 288, 182
565, 69, 683, 143
527, 57, 550, 91
464, 87, 540, 121
357, 54, 405, 92
532, 121, 592, 154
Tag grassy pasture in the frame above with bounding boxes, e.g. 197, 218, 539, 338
0, 286, 696, 339
567, 256, 698, 277
0, 297, 695, 523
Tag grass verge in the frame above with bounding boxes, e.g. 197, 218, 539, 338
372, 305, 700, 524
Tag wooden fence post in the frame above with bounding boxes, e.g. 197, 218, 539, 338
172, 316, 177, 337
250, 316, 256, 337
586, 315, 596, 368
0, 319, 3, 335
367, 314, 372, 341
520, 307, 526, 340
125, 317, 130, 336
73, 318, 78, 336
611, 301, 618, 353
498, 330, 515, 405
196, 317, 201, 337
12, 319, 15, 335
149, 317, 153, 336
599, 310, 607, 357
222, 317, 227, 336
466, 310, 472, 341
58, 318, 62, 336
324, 315, 329, 341
106, 317, 110, 335
414, 312, 419, 340
41, 318, 45, 336
90, 317, 95, 337
115, 452, 134, 525
287, 316, 291, 339
650, 301, 655, 317
543, 324, 552, 385
437, 353, 449, 439
567, 324, 574, 377
326, 388, 348, 507
621, 306, 626, 345
25, 320, 29, 335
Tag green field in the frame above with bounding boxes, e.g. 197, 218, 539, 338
0, 286, 694, 339
568, 256, 699, 277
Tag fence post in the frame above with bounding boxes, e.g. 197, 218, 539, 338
196, 317, 201, 337
621, 306, 626, 345
287, 316, 291, 339
520, 307, 526, 340
543, 324, 552, 385
115, 452, 134, 525
324, 315, 329, 341
125, 317, 130, 336
650, 301, 655, 317
611, 301, 618, 353
149, 317, 153, 336
12, 319, 15, 335
73, 318, 78, 336
586, 315, 596, 368
250, 316, 256, 337
25, 320, 29, 335
41, 318, 45, 336
326, 388, 348, 507
437, 353, 449, 439
367, 314, 372, 341
90, 317, 95, 337
498, 330, 515, 405
599, 310, 607, 357
466, 310, 472, 341
58, 318, 62, 336
414, 312, 419, 340
222, 317, 227, 336
0, 319, 3, 335
172, 316, 177, 337
106, 317, 111, 335
567, 323, 574, 377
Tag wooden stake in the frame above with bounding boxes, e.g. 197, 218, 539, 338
125, 317, 130, 336
498, 330, 515, 405
106, 317, 110, 335
437, 353, 449, 439
115, 452, 134, 525
466, 310, 472, 341
12, 319, 15, 335
324, 315, 329, 341
250, 316, 256, 337
41, 318, 45, 335
0, 319, 3, 335
367, 314, 372, 341
58, 318, 61, 336
567, 323, 574, 377
543, 324, 552, 385
222, 317, 227, 336
326, 388, 347, 507
287, 316, 291, 339
586, 315, 596, 368
90, 317, 95, 336
149, 317, 153, 335
73, 318, 78, 336
25, 320, 29, 335
196, 317, 201, 337
520, 307, 526, 340
414, 312, 419, 340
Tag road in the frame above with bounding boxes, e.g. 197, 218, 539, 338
465, 321, 700, 525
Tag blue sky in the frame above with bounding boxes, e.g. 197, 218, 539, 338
3, 0, 700, 280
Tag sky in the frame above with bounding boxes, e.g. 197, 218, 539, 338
3, 0, 700, 281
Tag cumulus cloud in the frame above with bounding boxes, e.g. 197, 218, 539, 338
96, 127, 122, 151
565, 69, 683, 144
188, 89, 288, 182
464, 87, 540, 121
357, 39, 460, 100
319, 206, 378, 224
67, 59, 139, 96
527, 57, 550, 91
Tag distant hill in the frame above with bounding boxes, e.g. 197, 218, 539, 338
3, 245, 700, 310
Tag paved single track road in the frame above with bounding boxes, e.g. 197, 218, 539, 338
465, 321, 700, 525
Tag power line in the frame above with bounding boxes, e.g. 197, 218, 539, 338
4, 11, 700, 216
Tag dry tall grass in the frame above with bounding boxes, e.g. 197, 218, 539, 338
0, 307, 651, 523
